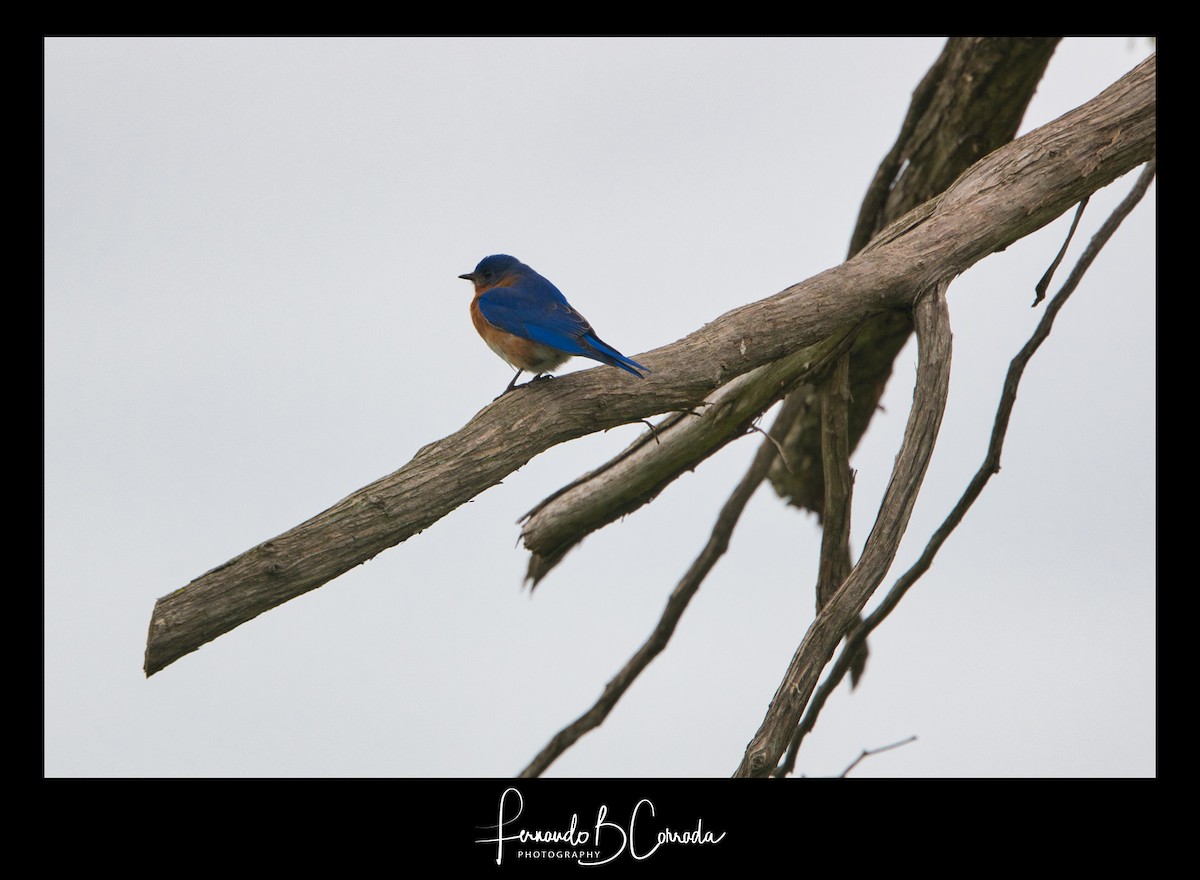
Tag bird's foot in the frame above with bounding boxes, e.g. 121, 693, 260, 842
492, 373, 554, 401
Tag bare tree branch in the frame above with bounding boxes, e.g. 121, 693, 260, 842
774, 36, 1061, 513
144, 55, 1155, 677
733, 281, 954, 777
1034, 196, 1090, 306
520, 39, 1064, 586
815, 354, 852, 611
517, 392, 809, 777
517, 43, 1069, 751
814, 353, 869, 687
772, 160, 1157, 776
836, 736, 919, 778
520, 40, 1134, 588
520, 324, 862, 586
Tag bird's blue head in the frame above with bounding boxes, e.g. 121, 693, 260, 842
459, 254, 525, 289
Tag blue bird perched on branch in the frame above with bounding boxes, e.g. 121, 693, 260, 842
459, 254, 648, 398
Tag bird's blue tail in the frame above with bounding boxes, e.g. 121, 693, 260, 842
581, 334, 648, 378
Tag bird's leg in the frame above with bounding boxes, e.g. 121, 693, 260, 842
495, 371, 556, 400
493, 369, 524, 400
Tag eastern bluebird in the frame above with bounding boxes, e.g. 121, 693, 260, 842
459, 254, 648, 397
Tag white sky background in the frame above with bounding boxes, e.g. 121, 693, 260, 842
44, 37, 1155, 778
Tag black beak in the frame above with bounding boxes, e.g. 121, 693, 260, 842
458, 272, 474, 281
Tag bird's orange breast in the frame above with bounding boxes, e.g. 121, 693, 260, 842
471, 295, 571, 374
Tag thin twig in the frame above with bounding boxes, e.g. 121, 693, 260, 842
638, 419, 663, 445
746, 423, 793, 473
1034, 196, 1089, 305
837, 735, 918, 778
775, 159, 1156, 776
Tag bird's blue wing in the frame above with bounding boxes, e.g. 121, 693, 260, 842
477, 277, 596, 356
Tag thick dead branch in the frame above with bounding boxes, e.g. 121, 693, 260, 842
733, 282, 953, 777
815, 353, 869, 686
774, 159, 1156, 776
517, 41, 1066, 738
771, 36, 1061, 512
520, 325, 862, 587
519, 39, 1065, 585
145, 55, 1155, 677
815, 354, 852, 611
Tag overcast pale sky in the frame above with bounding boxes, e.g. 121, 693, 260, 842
44, 36, 1155, 778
